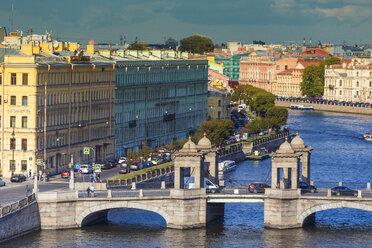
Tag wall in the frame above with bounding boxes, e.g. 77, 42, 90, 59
275, 100, 372, 115
0, 202, 40, 243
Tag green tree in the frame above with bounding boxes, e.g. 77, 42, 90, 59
266, 106, 288, 130
251, 92, 275, 117
245, 117, 270, 134
179, 34, 214, 54
300, 65, 324, 97
301, 57, 341, 97
127, 42, 148, 50
200, 119, 235, 146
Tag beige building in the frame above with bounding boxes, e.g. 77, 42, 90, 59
0, 46, 115, 178
324, 58, 372, 103
273, 60, 320, 98
207, 86, 231, 121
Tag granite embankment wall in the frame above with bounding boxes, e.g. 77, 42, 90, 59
0, 199, 40, 243
276, 100, 372, 115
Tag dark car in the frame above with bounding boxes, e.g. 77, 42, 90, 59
106, 159, 117, 169
249, 182, 270, 193
11, 174, 26, 182
99, 162, 110, 170
299, 181, 317, 193
331, 186, 358, 196
119, 165, 128, 174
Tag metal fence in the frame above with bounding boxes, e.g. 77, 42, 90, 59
0, 193, 36, 219
104, 166, 174, 188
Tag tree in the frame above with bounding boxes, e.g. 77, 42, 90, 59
300, 65, 324, 97
200, 119, 235, 146
301, 57, 341, 97
251, 92, 275, 117
231, 85, 249, 103
266, 106, 288, 130
245, 117, 270, 134
127, 42, 148, 50
179, 34, 214, 54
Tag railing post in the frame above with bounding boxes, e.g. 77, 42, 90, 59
367, 183, 371, 191
310, 181, 314, 186
131, 182, 136, 190
107, 189, 112, 198
119, 179, 122, 185
338, 182, 342, 186
327, 189, 332, 197
161, 181, 166, 189
139, 189, 143, 197
358, 190, 362, 198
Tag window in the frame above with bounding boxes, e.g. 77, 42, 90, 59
218, 100, 221, 107
356, 81, 359, 87
10, 160, 15, 172
218, 111, 221, 119
339, 80, 342, 87
22, 73, 28, 85
21, 160, 27, 171
10, 116, 16, 127
22, 116, 27, 128
11, 73, 16, 85
22, 96, 28, 106
21, 139, 27, 150
285, 65, 288, 70
0, 73, 2, 84
10, 96, 16, 105
10, 138, 15, 150
276, 65, 280, 70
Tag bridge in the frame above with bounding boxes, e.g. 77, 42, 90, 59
36, 134, 372, 230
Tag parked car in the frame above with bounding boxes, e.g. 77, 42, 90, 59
119, 165, 128, 174
11, 174, 26, 182
118, 157, 126, 164
106, 159, 117, 169
129, 164, 139, 171
249, 182, 270, 193
61, 169, 71, 178
299, 181, 317, 193
331, 186, 358, 196
80, 164, 93, 174
0, 178, 5, 186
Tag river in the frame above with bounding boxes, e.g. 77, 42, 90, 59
3, 111, 372, 248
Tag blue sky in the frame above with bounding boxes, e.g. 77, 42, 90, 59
1, 0, 371, 45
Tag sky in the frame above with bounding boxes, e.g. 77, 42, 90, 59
1, 0, 372, 45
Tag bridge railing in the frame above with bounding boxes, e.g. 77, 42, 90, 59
310, 181, 371, 190
104, 166, 174, 188
0, 193, 36, 219
77, 189, 171, 198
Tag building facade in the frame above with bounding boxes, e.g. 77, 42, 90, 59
207, 87, 231, 121
215, 53, 249, 81
324, 60, 372, 103
0, 48, 115, 177
114, 59, 208, 156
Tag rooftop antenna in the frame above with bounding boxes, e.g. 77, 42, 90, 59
120, 35, 123, 45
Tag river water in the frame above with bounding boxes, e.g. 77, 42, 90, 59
4, 111, 372, 248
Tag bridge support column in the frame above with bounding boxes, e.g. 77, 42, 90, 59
264, 189, 301, 229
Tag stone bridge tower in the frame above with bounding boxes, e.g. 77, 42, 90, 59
291, 133, 313, 184
197, 134, 219, 185
174, 137, 205, 189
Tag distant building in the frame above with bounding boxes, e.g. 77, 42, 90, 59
324, 58, 372, 103
207, 87, 231, 121
215, 53, 249, 81
208, 68, 230, 90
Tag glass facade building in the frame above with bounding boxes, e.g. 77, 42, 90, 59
114, 59, 208, 156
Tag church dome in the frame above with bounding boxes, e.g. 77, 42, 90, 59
197, 133, 212, 149
291, 132, 305, 149
276, 138, 294, 154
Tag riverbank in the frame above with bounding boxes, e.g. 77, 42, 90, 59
276, 100, 372, 115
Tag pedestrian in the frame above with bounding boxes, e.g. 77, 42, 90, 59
29, 169, 32, 179
26, 184, 29, 197
93, 172, 97, 183
97, 173, 100, 182
90, 173, 94, 182
87, 187, 91, 197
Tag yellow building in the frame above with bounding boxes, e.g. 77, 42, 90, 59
207, 86, 231, 120
0, 47, 115, 178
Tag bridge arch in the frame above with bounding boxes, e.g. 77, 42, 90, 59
76, 201, 173, 227
298, 201, 372, 226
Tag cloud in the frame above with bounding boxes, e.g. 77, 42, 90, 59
316, 5, 372, 22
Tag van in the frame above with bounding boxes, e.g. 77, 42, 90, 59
80, 164, 93, 174
184, 177, 219, 193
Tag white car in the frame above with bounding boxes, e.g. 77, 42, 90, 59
118, 157, 126, 164
80, 164, 93, 174
0, 178, 5, 186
